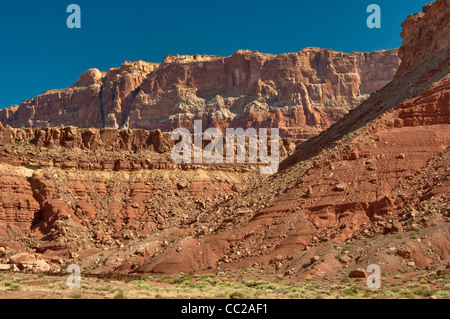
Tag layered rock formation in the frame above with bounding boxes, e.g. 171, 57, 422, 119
0, 171, 39, 238
0, 124, 173, 154
397, 0, 450, 75
0, 123, 298, 171
0, 121, 300, 247
1, 0, 449, 280
129, 0, 450, 274
137, 71, 450, 274
0, 48, 399, 139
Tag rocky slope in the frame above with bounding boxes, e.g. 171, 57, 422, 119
105, 0, 449, 276
141, 0, 448, 275
0, 48, 399, 139
0, 122, 299, 265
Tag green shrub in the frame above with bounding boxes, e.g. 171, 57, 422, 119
341, 287, 356, 296
400, 289, 412, 298
229, 291, 245, 299
436, 291, 450, 299
11, 283, 20, 291
72, 292, 83, 299
131, 280, 153, 290
113, 290, 125, 299
114, 292, 125, 299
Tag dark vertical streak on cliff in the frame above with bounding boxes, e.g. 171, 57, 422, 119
99, 84, 105, 127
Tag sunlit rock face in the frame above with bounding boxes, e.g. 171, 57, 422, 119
0, 48, 399, 139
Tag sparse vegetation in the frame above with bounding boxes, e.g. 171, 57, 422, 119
0, 266, 448, 299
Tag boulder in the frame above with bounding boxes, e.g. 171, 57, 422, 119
9, 253, 51, 273
349, 268, 367, 278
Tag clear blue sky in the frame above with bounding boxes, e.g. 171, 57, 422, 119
0, 0, 430, 109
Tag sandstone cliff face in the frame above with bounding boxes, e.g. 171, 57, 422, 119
0, 125, 173, 154
397, 0, 450, 75
0, 172, 39, 238
0, 48, 399, 139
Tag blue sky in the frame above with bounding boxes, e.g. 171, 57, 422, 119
0, 0, 430, 109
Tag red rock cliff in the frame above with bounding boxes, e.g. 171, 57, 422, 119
0, 48, 399, 139
397, 0, 450, 75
